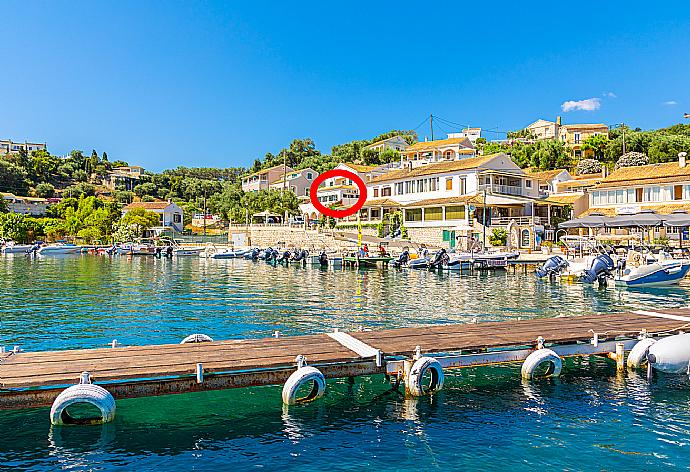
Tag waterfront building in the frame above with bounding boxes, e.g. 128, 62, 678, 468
400, 135, 476, 168
102, 166, 146, 191
361, 153, 569, 250
0, 139, 47, 156
1, 193, 52, 215
122, 201, 184, 233
269, 167, 317, 198
241, 164, 293, 192
364, 136, 409, 153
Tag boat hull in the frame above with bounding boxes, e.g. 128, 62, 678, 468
615, 262, 690, 287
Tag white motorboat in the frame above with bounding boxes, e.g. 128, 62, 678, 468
37, 243, 82, 255
116, 239, 157, 256
614, 251, 690, 287
173, 246, 205, 257
1, 240, 33, 254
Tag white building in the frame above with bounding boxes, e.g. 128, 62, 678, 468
447, 127, 482, 144
364, 136, 410, 153
269, 167, 317, 198
0, 139, 47, 156
122, 201, 184, 233
1, 193, 52, 215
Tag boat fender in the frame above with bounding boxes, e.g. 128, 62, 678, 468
626, 338, 657, 370
521, 348, 562, 379
282, 366, 326, 405
180, 333, 214, 344
647, 334, 690, 374
50, 384, 116, 426
405, 356, 445, 397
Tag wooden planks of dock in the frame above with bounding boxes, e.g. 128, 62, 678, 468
2, 308, 690, 410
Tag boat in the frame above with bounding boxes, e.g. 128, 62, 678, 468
116, 239, 157, 256
429, 249, 519, 271
614, 251, 690, 287
0, 240, 33, 254
343, 254, 394, 267
309, 252, 343, 268
37, 243, 82, 255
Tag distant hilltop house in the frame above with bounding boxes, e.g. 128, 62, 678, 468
401, 135, 476, 168
448, 128, 482, 144
0, 139, 47, 156
122, 201, 184, 233
1, 192, 53, 215
103, 166, 145, 191
364, 135, 410, 153
269, 167, 317, 198
525, 117, 608, 158
241, 164, 293, 192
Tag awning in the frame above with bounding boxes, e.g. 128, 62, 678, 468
558, 212, 609, 228
662, 210, 690, 227
559, 209, 690, 229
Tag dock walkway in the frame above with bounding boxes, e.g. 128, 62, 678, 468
2, 308, 690, 410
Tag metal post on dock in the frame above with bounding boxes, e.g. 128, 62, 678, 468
616, 342, 625, 372
196, 363, 204, 384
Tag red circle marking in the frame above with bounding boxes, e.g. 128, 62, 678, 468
310, 169, 368, 219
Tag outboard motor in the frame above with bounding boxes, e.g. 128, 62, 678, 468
535, 255, 569, 279
429, 249, 448, 270
392, 250, 410, 268
250, 248, 260, 261
318, 251, 328, 267
581, 254, 615, 285
293, 249, 307, 262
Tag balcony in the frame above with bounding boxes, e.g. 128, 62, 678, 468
489, 216, 541, 227
478, 184, 526, 196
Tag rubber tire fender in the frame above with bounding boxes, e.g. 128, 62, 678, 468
50, 384, 116, 426
521, 348, 562, 380
282, 366, 326, 405
626, 338, 656, 370
406, 356, 445, 397
180, 333, 214, 344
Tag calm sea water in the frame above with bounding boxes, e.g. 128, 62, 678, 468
1, 255, 689, 471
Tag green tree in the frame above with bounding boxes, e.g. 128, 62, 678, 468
35, 182, 55, 198
0, 159, 29, 195
0, 196, 7, 213
119, 207, 160, 236
112, 160, 129, 168
648, 134, 690, 163
0, 213, 31, 243
133, 182, 157, 197
581, 134, 608, 159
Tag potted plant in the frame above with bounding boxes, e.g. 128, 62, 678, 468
541, 241, 553, 254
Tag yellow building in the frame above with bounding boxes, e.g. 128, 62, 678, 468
558, 123, 608, 158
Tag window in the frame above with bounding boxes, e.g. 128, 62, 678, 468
459, 178, 466, 195
574, 133, 581, 144
370, 209, 380, 219
173, 213, 182, 223
445, 205, 465, 220
675, 185, 683, 200
424, 207, 443, 221
373, 188, 379, 197
525, 179, 532, 189
404, 208, 422, 222
382, 187, 391, 197
635, 188, 643, 202
307, 173, 313, 179
445, 178, 453, 191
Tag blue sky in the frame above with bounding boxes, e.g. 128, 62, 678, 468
1, 1, 689, 171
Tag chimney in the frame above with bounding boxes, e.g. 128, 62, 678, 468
679, 152, 687, 168
601, 166, 608, 178
556, 116, 561, 126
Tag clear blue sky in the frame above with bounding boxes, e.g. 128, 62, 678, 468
1, 1, 689, 171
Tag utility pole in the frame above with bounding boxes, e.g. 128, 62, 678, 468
203, 191, 207, 237
430, 114, 434, 141
283, 152, 287, 191
621, 122, 626, 155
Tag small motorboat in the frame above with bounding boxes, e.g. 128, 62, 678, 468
614, 251, 690, 287
117, 239, 157, 256
37, 243, 82, 255
210, 248, 250, 259
0, 240, 33, 254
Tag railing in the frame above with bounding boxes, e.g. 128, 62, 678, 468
489, 216, 541, 227
477, 184, 526, 196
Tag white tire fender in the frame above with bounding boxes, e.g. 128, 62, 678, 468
50, 384, 116, 425
180, 333, 214, 344
626, 338, 656, 370
406, 356, 444, 397
282, 366, 326, 405
521, 348, 562, 379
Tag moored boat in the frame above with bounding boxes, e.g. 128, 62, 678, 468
0, 240, 33, 254
37, 243, 82, 255
614, 251, 690, 287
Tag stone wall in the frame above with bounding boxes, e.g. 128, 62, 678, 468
228, 225, 351, 250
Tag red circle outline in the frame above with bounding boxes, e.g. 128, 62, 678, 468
309, 169, 368, 219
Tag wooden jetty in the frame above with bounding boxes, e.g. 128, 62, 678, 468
2, 308, 690, 412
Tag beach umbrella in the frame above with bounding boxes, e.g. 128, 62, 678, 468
614, 209, 664, 228
558, 212, 609, 229
662, 210, 690, 227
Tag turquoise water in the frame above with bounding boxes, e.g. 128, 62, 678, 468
1, 255, 690, 470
